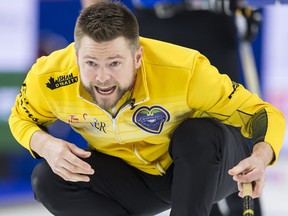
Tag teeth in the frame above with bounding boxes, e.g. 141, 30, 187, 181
96, 86, 115, 95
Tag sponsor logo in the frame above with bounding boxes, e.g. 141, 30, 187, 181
68, 115, 79, 123
133, 106, 170, 134
68, 113, 106, 134
46, 73, 78, 90
19, 83, 39, 123
83, 113, 107, 133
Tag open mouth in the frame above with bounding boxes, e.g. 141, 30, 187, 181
95, 86, 116, 95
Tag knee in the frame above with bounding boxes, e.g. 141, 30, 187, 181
31, 161, 50, 195
31, 161, 67, 214
31, 161, 59, 205
170, 118, 225, 158
172, 118, 224, 144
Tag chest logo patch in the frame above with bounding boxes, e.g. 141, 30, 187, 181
46, 73, 78, 90
133, 106, 170, 134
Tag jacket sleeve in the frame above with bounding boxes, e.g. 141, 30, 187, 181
9, 61, 57, 157
186, 53, 286, 164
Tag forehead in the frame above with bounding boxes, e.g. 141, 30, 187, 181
78, 36, 131, 56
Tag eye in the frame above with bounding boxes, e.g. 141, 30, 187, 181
86, 61, 97, 67
110, 61, 120, 67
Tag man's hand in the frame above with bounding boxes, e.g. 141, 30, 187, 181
30, 130, 94, 182
228, 142, 274, 198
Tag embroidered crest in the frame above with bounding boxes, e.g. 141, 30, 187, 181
132, 106, 170, 134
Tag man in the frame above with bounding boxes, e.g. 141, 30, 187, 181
81, 1, 263, 215
9, 2, 285, 215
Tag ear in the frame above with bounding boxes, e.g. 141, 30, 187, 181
135, 46, 143, 69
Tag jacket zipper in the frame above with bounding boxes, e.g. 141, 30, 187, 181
80, 95, 165, 172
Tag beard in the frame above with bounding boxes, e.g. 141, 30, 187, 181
83, 80, 133, 111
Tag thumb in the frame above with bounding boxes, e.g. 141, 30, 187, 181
228, 165, 241, 176
228, 160, 247, 176
68, 143, 91, 158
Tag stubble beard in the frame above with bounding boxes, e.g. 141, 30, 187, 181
84, 82, 131, 111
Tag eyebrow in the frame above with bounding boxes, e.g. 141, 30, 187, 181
83, 55, 124, 60
83, 55, 96, 60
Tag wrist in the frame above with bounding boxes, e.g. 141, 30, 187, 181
30, 130, 52, 158
252, 142, 274, 166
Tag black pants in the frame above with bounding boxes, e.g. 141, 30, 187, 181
31, 118, 249, 215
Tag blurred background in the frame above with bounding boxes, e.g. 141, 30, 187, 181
0, 0, 287, 215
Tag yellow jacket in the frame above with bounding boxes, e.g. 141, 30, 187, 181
9, 37, 286, 175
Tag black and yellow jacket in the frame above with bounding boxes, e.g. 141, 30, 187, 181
9, 37, 286, 175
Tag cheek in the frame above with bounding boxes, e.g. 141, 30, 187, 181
80, 70, 93, 86
122, 70, 135, 87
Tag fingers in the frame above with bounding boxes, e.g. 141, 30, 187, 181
47, 142, 95, 182
54, 165, 91, 182
251, 178, 264, 198
66, 155, 94, 174
228, 159, 250, 176
229, 157, 265, 198
236, 179, 264, 198
52, 155, 95, 182
61, 159, 94, 175
63, 147, 95, 180
69, 143, 92, 158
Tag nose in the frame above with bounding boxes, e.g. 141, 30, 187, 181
96, 67, 111, 83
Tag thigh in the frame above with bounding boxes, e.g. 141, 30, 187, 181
85, 150, 172, 215
169, 118, 249, 215
32, 151, 171, 216
32, 160, 127, 216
